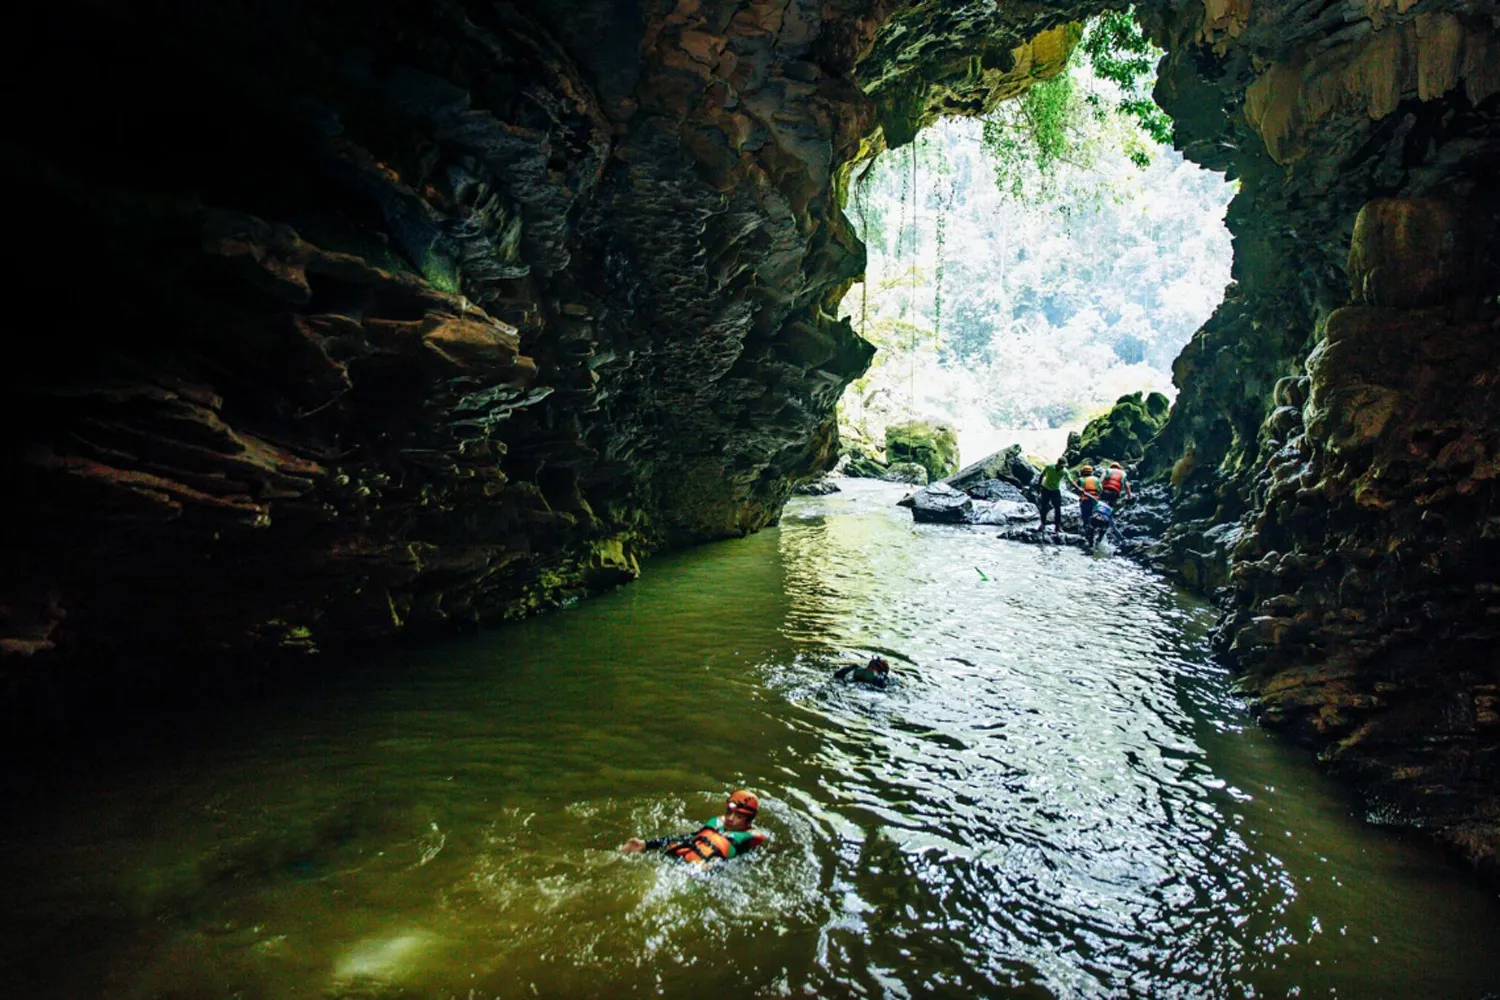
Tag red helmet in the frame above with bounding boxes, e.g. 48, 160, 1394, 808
727, 790, 759, 817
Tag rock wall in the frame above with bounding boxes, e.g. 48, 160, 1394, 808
0, 1, 1086, 708
1140, 0, 1500, 873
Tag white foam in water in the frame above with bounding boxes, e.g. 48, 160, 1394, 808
332, 929, 437, 984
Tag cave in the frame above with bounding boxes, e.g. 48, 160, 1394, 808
4, 0, 1499, 894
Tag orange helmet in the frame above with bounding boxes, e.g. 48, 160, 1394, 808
727, 789, 759, 817
1080, 465, 1094, 474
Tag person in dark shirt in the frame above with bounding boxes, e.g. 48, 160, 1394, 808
620, 790, 768, 864
834, 655, 891, 688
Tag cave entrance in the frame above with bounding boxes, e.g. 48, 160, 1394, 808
838, 13, 1234, 479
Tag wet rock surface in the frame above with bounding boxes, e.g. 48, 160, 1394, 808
904, 467, 1166, 559
1140, 0, 1500, 875
909, 482, 973, 524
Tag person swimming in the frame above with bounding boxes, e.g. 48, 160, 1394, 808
833, 656, 891, 689
619, 790, 768, 864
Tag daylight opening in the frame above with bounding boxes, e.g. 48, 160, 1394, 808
838, 13, 1234, 477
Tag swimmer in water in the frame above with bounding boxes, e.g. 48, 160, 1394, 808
620, 789, 768, 864
833, 655, 892, 689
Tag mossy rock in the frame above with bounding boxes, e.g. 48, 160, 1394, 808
885, 421, 960, 480
1066, 392, 1171, 467
843, 448, 889, 479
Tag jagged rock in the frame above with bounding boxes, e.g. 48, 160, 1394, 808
880, 462, 929, 486
964, 479, 1030, 503
945, 444, 1041, 495
909, 482, 972, 524
885, 421, 960, 481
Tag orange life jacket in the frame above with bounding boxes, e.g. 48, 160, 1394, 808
1079, 475, 1100, 498
668, 826, 737, 864
1102, 468, 1125, 494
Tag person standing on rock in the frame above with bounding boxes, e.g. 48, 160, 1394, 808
1036, 458, 1066, 533
1071, 465, 1102, 545
1100, 461, 1132, 508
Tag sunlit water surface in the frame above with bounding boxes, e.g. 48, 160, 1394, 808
2, 481, 1497, 999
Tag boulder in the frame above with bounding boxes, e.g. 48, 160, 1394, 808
969, 499, 1037, 525
944, 444, 1041, 495
886, 421, 960, 481
909, 482, 972, 524
794, 477, 841, 496
843, 449, 889, 479
964, 478, 1029, 503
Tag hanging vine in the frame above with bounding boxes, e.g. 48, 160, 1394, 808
934, 157, 952, 342
908, 137, 919, 418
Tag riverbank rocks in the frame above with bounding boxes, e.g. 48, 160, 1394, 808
886, 421, 960, 482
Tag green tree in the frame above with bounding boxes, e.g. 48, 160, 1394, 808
981, 8, 1169, 197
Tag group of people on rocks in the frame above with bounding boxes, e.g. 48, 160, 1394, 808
1034, 458, 1132, 545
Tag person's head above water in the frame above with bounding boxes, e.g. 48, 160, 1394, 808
867, 656, 890, 675
722, 789, 760, 831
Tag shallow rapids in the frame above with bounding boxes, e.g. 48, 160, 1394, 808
2, 480, 1496, 999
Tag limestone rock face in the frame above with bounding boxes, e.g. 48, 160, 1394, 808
1142, 0, 1500, 875
0, 0, 1090, 708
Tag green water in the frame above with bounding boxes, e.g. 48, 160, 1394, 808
2, 481, 1497, 999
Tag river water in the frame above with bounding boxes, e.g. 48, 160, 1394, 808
2, 481, 1497, 999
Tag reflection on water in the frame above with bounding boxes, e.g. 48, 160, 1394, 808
1, 480, 1497, 999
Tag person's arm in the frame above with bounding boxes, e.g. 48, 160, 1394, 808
621, 831, 696, 853
833, 664, 856, 680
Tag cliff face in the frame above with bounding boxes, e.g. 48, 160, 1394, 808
0, 1, 1083, 694
1141, 0, 1500, 872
